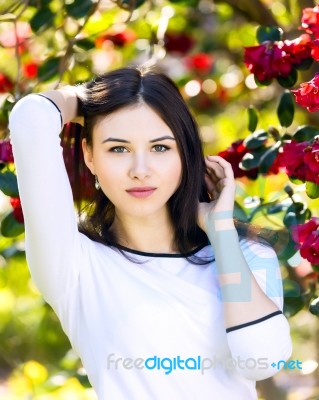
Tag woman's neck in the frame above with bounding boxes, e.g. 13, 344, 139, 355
110, 211, 178, 254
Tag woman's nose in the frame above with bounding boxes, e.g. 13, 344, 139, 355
129, 153, 151, 180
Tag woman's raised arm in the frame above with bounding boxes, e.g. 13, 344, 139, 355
8, 88, 88, 311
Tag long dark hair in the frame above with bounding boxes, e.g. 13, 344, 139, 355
67, 67, 276, 264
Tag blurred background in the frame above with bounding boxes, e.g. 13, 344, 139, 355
0, 0, 319, 399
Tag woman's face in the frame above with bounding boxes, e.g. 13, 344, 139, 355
82, 104, 183, 220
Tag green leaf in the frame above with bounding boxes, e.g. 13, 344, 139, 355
75, 38, 96, 51
29, 0, 52, 5
117, 0, 147, 9
295, 58, 313, 71
38, 57, 61, 82
254, 75, 272, 87
1, 212, 24, 238
270, 230, 298, 261
240, 147, 266, 170
233, 201, 248, 222
283, 202, 310, 228
276, 68, 298, 88
243, 129, 268, 150
247, 106, 258, 132
0, 97, 14, 127
66, 0, 94, 18
30, 7, 55, 33
293, 125, 319, 142
288, 176, 305, 185
309, 297, 319, 316
259, 141, 281, 174
268, 204, 286, 214
277, 90, 294, 127
256, 25, 283, 43
283, 278, 304, 317
306, 181, 319, 199
0, 171, 19, 197
168, 0, 198, 5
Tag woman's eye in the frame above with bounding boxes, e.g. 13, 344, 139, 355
110, 146, 127, 153
152, 145, 169, 152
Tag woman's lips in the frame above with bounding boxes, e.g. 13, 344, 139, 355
126, 187, 157, 198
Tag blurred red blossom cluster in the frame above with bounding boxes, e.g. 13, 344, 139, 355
243, 4, 319, 84
95, 29, 137, 48
0, 74, 14, 93
218, 138, 285, 179
164, 32, 195, 55
283, 5, 319, 111
0, 139, 14, 163
301, 5, 319, 38
9, 197, 23, 224
292, 72, 319, 111
282, 138, 319, 184
292, 217, 319, 265
218, 139, 258, 179
0, 21, 38, 87
244, 34, 312, 82
185, 53, 213, 74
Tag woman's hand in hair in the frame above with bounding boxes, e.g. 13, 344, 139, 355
39, 84, 86, 126
197, 155, 236, 234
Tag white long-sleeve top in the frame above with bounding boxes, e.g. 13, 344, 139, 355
9, 94, 292, 400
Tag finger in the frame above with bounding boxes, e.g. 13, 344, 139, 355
205, 167, 219, 184
205, 160, 225, 180
206, 156, 234, 179
206, 155, 233, 170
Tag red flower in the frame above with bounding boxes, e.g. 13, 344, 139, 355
310, 39, 319, 61
0, 73, 13, 93
268, 149, 286, 174
244, 42, 293, 82
218, 139, 258, 180
95, 30, 136, 48
282, 139, 319, 185
303, 239, 319, 265
0, 21, 31, 47
186, 53, 213, 74
304, 138, 319, 183
164, 32, 195, 55
292, 73, 319, 112
0, 21, 31, 53
301, 6, 319, 38
281, 140, 308, 180
292, 218, 319, 265
10, 197, 24, 224
281, 34, 312, 65
22, 62, 38, 79
0, 140, 14, 163
292, 217, 319, 243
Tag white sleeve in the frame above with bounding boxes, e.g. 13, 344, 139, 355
9, 94, 84, 308
225, 240, 293, 381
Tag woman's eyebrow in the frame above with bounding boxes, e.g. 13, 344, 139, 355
101, 136, 176, 144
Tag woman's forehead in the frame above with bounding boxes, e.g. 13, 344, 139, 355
92, 104, 174, 140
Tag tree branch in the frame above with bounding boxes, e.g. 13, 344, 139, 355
214, 0, 278, 26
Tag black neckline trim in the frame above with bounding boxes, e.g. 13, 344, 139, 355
110, 243, 208, 258
226, 310, 283, 333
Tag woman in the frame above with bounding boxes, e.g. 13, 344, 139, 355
9, 67, 292, 400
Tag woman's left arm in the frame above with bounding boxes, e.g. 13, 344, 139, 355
198, 155, 292, 380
